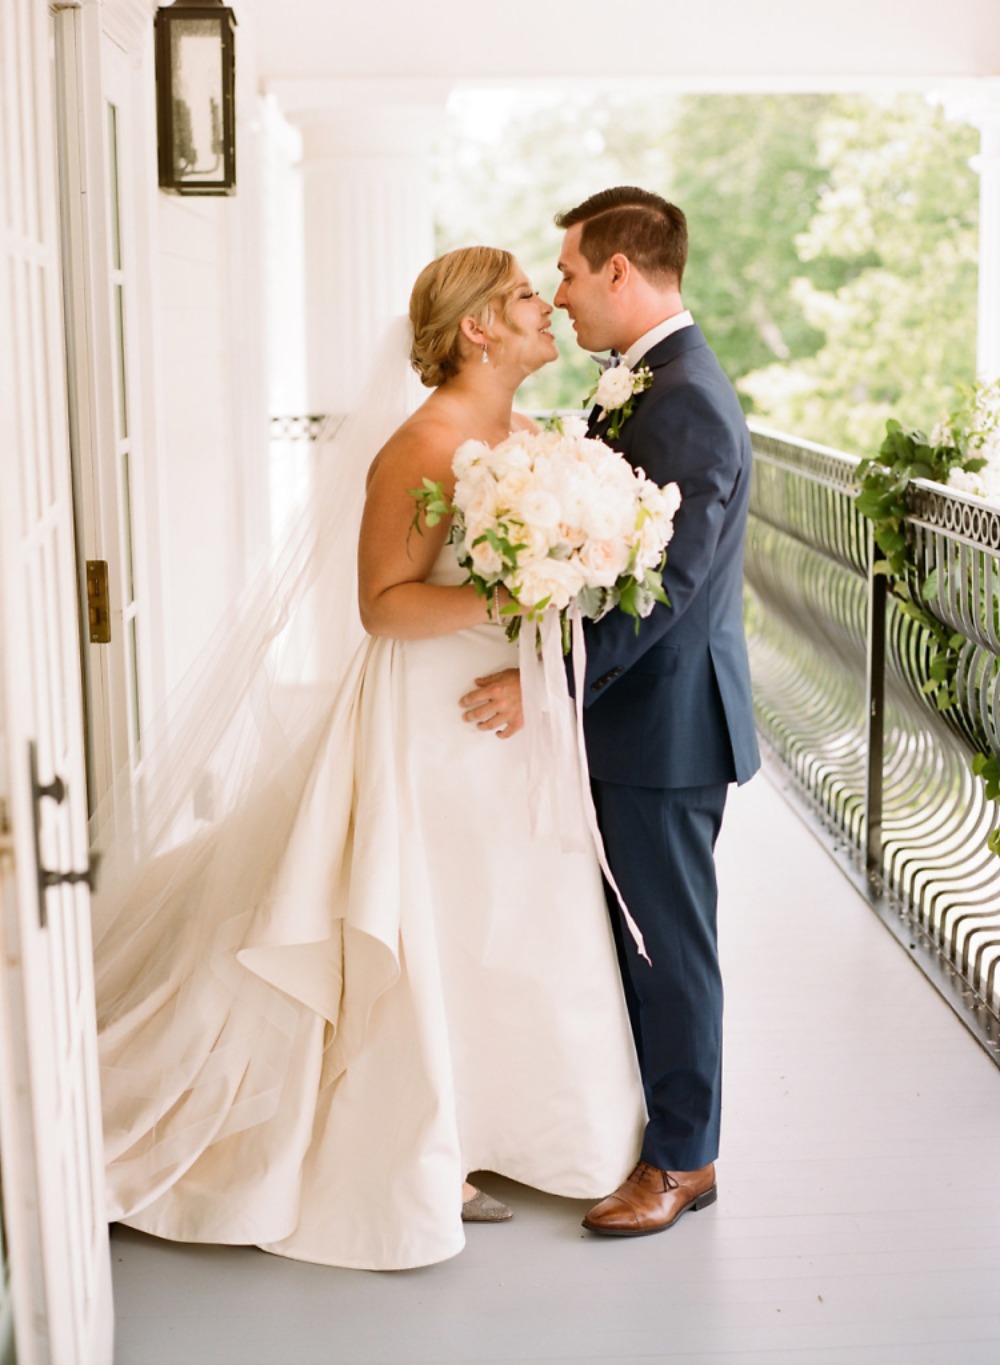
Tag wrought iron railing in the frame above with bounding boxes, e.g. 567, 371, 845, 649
746, 425, 1000, 1051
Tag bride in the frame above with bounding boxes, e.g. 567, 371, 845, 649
95, 245, 644, 1271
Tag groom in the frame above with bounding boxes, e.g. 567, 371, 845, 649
552, 187, 759, 1235
461, 186, 759, 1235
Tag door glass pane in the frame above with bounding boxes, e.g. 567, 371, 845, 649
113, 283, 128, 439
121, 451, 135, 604
106, 103, 122, 271
128, 616, 141, 754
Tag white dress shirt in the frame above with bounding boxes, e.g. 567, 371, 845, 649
624, 310, 694, 370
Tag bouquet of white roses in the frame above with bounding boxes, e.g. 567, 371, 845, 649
412, 418, 680, 643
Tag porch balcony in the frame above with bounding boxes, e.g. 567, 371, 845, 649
5, 2, 1000, 1360
109, 769, 1000, 1365
108, 428, 1000, 1365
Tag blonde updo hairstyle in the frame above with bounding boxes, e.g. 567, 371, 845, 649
409, 246, 518, 388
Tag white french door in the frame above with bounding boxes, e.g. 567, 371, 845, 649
56, 5, 158, 821
0, 1, 114, 1361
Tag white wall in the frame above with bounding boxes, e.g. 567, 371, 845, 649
151, 1, 280, 698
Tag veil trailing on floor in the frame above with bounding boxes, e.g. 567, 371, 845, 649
92, 317, 425, 1217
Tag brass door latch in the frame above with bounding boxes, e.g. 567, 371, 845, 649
86, 560, 111, 643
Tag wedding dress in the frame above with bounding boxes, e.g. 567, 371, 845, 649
94, 323, 645, 1271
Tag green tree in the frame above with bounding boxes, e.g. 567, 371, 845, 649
668, 94, 844, 385
740, 95, 980, 453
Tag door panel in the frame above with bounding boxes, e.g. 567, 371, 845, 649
0, 1, 115, 1361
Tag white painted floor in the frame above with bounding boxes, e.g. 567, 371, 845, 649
110, 772, 1000, 1365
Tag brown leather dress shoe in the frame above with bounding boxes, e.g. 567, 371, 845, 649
582, 1161, 717, 1237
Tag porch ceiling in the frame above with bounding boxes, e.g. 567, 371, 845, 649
248, 0, 1000, 87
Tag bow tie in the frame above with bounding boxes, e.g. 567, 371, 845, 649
591, 349, 623, 372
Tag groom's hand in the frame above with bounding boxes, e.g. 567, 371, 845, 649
459, 668, 523, 738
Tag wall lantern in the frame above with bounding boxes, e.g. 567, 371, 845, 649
155, 0, 237, 195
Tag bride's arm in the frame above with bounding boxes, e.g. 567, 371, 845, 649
358, 421, 498, 640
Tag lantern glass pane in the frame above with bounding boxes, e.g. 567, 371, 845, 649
169, 18, 225, 188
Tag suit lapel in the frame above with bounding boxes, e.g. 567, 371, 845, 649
640, 323, 707, 373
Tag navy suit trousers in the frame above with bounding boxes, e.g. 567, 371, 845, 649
592, 778, 728, 1172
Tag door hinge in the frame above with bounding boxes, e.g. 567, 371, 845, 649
86, 560, 111, 643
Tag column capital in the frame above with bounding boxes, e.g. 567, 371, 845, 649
270, 78, 444, 412
948, 82, 1000, 381
937, 79, 1000, 137
267, 78, 451, 160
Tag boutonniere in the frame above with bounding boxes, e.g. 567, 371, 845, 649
586, 362, 654, 439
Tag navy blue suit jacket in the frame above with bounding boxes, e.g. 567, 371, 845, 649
580, 324, 760, 790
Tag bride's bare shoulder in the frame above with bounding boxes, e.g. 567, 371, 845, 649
367, 404, 464, 489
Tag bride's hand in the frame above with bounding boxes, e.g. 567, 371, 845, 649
459, 667, 523, 738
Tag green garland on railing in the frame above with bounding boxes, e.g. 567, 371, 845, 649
854, 382, 1000, 857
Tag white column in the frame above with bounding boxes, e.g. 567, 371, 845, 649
272, 79, 447, 415
975, 108, 1000, 380
945, 84, 1000, 382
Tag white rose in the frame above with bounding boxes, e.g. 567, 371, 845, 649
486, 434, 532, 473
494, 467, 533, 508
453, 439, 489, 481
512, 556, 586, 611
455, 477, 499, 524
513, 488, 562, 531
557, 521, 587, 550
634, 518, 670, 570
510, 521, 553, 564
577, 538, 631, 588
655, 480, 682, 519
558, 414, 589, 440
468, 537, 503, 578
579, 483, 636, 541
594, 366, 636, 413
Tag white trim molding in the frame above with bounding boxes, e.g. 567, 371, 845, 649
940, 80, 1000, 381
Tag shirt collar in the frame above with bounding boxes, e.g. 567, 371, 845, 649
623, 311, 694, 370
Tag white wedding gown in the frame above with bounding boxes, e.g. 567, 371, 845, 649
99, 541, 645, 1270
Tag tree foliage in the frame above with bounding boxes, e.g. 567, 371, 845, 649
740, 95, 980, 453
432, 89, 980, 450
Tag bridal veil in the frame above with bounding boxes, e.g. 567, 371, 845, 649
92, 318, 424, 1216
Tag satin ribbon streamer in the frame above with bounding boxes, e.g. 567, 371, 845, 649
518, 613, 650, 964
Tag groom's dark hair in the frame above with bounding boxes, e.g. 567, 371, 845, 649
555, 188, 687, 286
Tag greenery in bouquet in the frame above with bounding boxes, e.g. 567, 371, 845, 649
410, 422, 680, 650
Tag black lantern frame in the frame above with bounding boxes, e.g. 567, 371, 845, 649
155, 0, 237, 196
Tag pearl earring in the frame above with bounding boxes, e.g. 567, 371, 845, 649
481, 344, 489, 365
